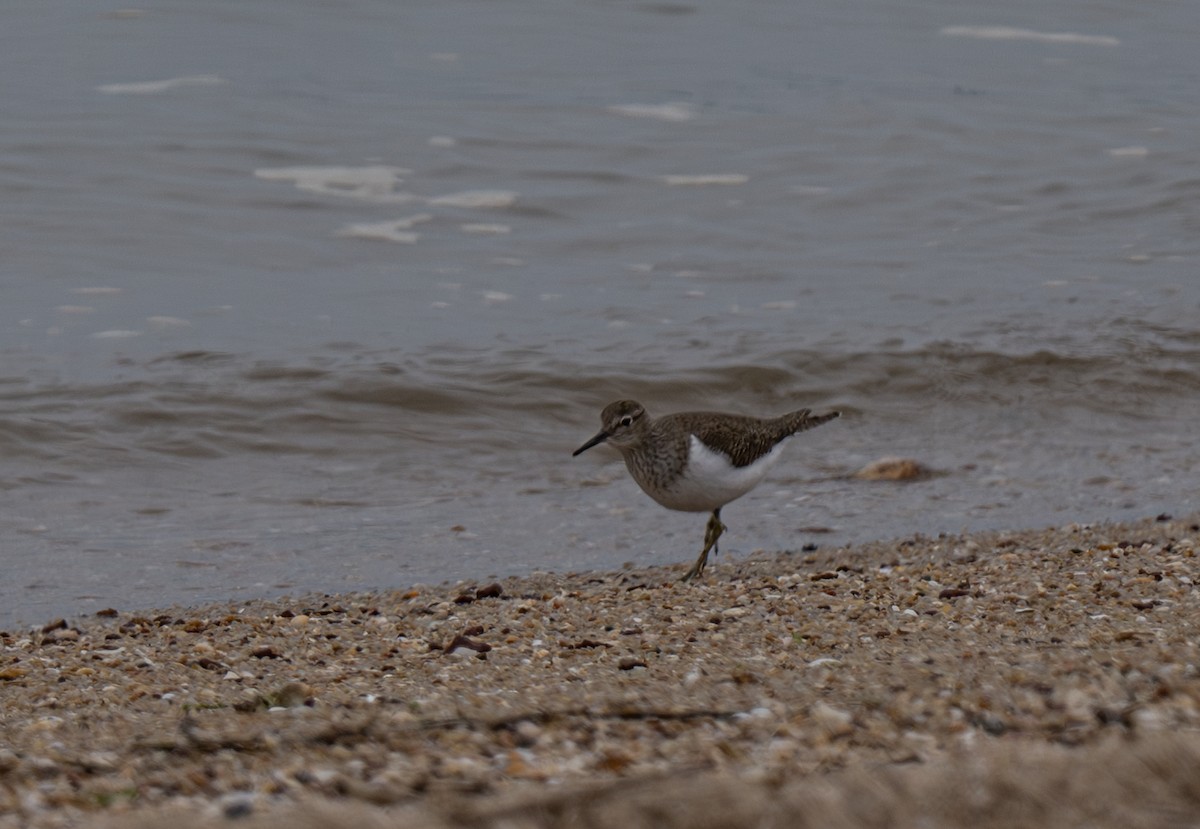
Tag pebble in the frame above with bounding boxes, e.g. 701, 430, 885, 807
811, 702, 854, 737
854, 457, 932, 481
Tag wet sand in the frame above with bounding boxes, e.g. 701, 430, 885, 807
3, 514, 1200, 828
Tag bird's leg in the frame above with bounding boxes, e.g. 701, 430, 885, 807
705, 508, 727, 557
682, 509, 726, 582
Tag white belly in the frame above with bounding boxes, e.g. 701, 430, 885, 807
649, 436, 783, 512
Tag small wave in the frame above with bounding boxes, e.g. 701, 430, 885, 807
939, 26, 1119, 47
429, 190, 518, 209
97, 75, 226, 95
461, 223, 511, 235
661, 174, 748, 186
149, 351, 234, 365
3, 337, 1196, 468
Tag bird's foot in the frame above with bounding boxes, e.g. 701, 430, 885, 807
682, 512, 727, 583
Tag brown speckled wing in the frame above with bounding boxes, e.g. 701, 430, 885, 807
661, 413, 779, 469
665, 410, 840, 469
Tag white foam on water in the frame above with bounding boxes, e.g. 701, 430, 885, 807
1108, 146, 1149, 157
73, 286, 122, 295
97, 75, 226, 95
55, 305, 95, 314
147, 316, 192, 331
481, 291, 513, 305
661, 174, 748, 186
254, 166, 415, 203
335, 214, 431, 244
257, 170, 518, 211
338, 225, 418, 244
92, 329, 141, 339
939, 26, 1119, 46
608, 102, 696, 122
429, 190, 518, 208
460, 223, 511, 235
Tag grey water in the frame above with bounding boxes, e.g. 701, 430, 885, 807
2, 0, 1199, 628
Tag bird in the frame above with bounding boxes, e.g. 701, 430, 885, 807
573, 399, 840, 581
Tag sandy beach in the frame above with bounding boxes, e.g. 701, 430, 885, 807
3, 513, 1200, 828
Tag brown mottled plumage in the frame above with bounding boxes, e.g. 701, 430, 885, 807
573, 400, 840, 581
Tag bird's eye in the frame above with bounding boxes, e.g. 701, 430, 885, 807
619, 416, 633, 427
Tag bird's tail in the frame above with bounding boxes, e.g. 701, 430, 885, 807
782, 409, 841, 436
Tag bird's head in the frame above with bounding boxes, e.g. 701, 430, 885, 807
572, 399, 647, 456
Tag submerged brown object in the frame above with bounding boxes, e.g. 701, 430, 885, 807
854, 456, 931, 481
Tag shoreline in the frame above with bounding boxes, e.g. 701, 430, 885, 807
3, 513, 1200, 828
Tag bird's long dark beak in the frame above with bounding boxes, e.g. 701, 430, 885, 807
572, 430, 609, 456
